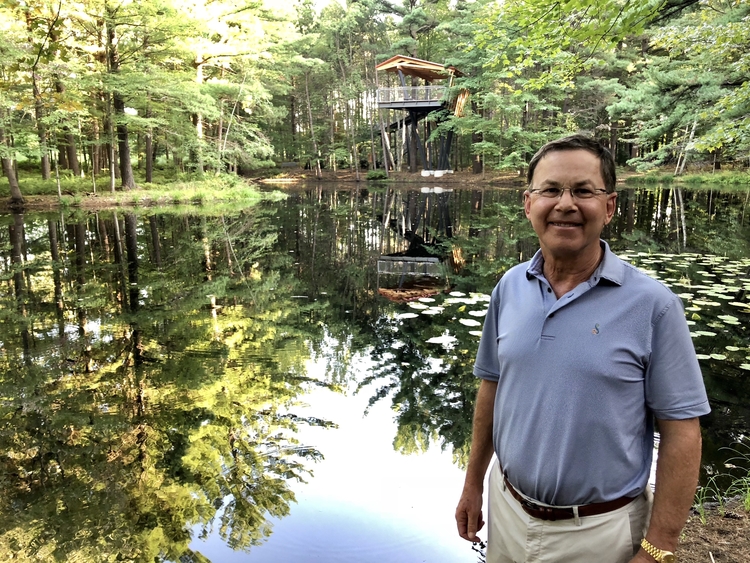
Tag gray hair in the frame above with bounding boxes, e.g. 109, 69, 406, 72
527, 134, 616, 193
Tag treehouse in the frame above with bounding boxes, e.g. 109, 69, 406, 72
375, 55, 469, 177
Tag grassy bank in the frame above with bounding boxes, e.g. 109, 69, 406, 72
624, 170, 750, 186
0, 170, 282, 211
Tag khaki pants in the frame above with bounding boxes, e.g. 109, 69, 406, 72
487, 460, 653, 563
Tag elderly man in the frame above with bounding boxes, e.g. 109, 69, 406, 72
455, 135, 710, 563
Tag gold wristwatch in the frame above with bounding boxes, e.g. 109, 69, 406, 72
641, 538, 676, 563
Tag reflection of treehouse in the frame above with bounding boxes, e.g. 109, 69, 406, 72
377, 187, 454, 302
376, 55, 469, 176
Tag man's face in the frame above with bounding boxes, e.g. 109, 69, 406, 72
524, 149, 617, 263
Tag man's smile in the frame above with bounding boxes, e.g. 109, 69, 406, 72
548, 221, 582, 228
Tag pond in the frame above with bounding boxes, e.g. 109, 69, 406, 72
1, 183, 749, 562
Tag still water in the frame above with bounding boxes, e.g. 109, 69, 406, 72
1, 183, 749, 562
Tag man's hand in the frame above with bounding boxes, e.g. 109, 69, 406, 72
455, 379, 497, 542
455, 484, 485, 542
627, 550, 654, 563
628, 417, 702, 563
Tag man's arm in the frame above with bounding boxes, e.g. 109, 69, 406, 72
630, 417, 702, 562
455, 378, 498, 542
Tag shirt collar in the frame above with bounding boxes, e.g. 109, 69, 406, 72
525, 240, 624, 286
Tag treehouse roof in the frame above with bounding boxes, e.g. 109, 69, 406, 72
375, 55, 463, 81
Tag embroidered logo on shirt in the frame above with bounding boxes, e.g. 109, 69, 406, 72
592, 323, 600, 335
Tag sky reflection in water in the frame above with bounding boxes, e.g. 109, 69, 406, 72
191, 355, 478, 563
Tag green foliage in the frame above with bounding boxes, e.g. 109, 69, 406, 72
366, 169, 388, 181
695, 441, 750, 519
625, 171, 750, 186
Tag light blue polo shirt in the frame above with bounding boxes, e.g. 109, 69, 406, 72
474, 241, 710, 506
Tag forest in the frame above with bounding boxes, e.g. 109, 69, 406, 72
1, 0, 749, 205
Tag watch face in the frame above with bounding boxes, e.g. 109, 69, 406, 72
663, 555, 676, 563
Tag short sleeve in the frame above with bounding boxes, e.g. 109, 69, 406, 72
473, 282, 502, 381
645, 295, 711, 419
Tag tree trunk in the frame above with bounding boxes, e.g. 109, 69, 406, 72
472, 102, 483, 174
145, 106, 153, 183
124, 213, 139, 312
55, 81, 81, 176
92, 119, 101, 175
193, 55, 205, 173
149, 216, 162, 268
106, 11, 135, 189
0, 126, 24, 205
32, 72, 51, 180
145, 131, 153, 183
58, 135, 69, 169
304, 71, 322, 179
106, 95, 116, 192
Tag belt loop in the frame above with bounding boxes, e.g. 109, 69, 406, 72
573, 505, 581, 526
501, 474, 507, 492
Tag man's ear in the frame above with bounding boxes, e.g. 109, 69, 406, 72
604, 192, 617, 225
523, 191, 532, 219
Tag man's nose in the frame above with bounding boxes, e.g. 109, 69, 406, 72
554, 188, 578, 209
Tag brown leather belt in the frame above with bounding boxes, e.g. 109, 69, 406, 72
503, 475, 636, 521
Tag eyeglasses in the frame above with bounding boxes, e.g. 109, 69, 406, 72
528, 186, 609, 199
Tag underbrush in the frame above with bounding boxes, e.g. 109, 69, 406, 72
694, 441, 750, 524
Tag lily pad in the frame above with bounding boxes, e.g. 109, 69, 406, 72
396, 312, 419, 320
718, 315, 739, 322
421, 307, 443, 315
426, 335, 458, 347
468, 310, 488, 317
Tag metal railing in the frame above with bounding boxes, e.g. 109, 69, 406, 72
377, 256, 444, 277
377, 85, 447, 104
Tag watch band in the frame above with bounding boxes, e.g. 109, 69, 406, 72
641, 538, 676, 562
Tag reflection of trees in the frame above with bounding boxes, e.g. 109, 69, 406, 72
0, 210, 334, 561
359, 311, 482, 467
610, 187, 750, 257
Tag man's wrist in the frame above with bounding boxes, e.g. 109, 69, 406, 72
640, 538, 676, 562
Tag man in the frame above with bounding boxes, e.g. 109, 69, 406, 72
455, 134, 710, 563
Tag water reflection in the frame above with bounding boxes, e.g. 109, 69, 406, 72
0, 210, 333, 561
0, 183, 749, 561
